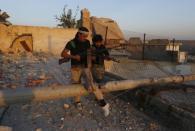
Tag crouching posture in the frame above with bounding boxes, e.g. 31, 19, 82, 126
61, 27, 109, 116
91, 34, 111, 83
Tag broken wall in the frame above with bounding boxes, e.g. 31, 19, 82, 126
127, 44, 178, 61
0, 24, 77, 55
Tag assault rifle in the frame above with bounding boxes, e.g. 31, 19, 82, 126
58, 56, 119, 65
59, 47, 120, 65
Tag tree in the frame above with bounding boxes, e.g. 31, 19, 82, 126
55, 5, 79, 28
0, 9, 12, 26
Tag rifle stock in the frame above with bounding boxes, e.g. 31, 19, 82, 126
58, 58, 70, 65
105, 56, 120, 63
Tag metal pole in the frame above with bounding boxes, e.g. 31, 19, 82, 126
104, 26, 108, 46
0, 74, 195, 107
142, 33, 146, 60
172, 38, 175, 62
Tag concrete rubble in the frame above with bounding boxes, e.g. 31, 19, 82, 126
0, 52, 174, 131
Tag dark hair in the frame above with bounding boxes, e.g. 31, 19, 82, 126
92, 34, 103, 43
74, 27, 89, 40
79, 27, 89, 32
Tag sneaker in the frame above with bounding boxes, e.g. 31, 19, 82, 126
102, 103, 110, 117
75, 102, 83, 110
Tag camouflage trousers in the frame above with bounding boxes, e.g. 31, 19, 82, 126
71, 66, 104, 103
92, 64, 105, 83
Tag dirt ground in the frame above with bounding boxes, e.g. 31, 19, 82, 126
0, 52, 178, 131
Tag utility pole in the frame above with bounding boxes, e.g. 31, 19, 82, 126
172, 38, 175, 62
104, 26, 108, 46
0, 74, 195, 107
142, 33, 146, 60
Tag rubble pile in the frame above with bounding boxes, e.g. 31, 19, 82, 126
0, 52, 171, 131
0, 52, 70, 89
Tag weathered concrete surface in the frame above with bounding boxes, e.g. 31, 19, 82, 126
128, 37, 142, 45
104, 57, 195, 131
127, 44, 178, 61
0, 24, 77, 55
10, 34, 33, 53
157, 88, 195, 113
105, 57, 195, 85
81, 8, 91, 32
91, 17, 125, 48
125, 84, 195, 131
0, 53, 171, 131
143, 86, 195, 131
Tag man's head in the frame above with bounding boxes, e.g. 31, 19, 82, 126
92, 34, 103, 47
77, 27, 89, 42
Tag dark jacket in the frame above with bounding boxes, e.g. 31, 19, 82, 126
65, 38, 90, 67
92, 44, 109, 66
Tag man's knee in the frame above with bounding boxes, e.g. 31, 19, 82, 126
71, 67, 82, 83
93, 69, 105, 82
74, 96, 81, 103
93, 87, 104, 100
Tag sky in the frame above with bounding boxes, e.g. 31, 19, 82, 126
1, 0, 195, 40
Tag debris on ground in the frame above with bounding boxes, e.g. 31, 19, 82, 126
0, 52, 189, 131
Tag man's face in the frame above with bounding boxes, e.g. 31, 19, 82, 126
95, 41, 102, 47
78, 33, 88, 42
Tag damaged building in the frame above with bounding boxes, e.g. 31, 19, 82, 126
0, 9, 125, 55
0, 24, 77, 55
0, 8, 195, 131
127, 38, 186, 62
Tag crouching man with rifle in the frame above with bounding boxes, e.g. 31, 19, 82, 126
91, 34, 119, 83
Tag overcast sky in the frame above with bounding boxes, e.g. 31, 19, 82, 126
1, 0, 195, 40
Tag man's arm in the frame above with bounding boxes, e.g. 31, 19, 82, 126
102, 46, 110, 59
101, 46, 120, 63
104, 48, 110, 57
61, 48, 80, 61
